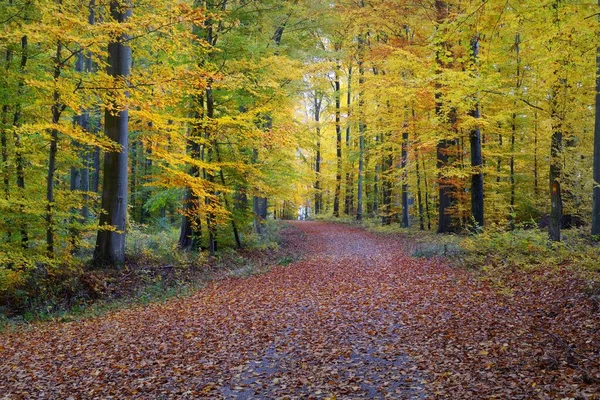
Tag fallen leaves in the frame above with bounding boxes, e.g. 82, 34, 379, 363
0, 222, 599, 399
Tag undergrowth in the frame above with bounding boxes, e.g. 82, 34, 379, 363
0, 220, 290, 330
326, 216, 600, 296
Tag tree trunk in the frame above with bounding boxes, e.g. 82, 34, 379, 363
470, 34, 484, 229
94, 1, 132, 267
356, 36, 365, 221
593, 0, 600, 235
345, 66, 353, 215
422, 153, 431, 230
435, 0, 453, 233
14, 35, 28, 248
314, 93, 322, 215
333, 57, 342, 218
549, 82, 564, 242
401, 131, 410, 228
1, 49, 11, 201
415, 146, 425, 230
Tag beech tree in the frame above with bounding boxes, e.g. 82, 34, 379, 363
94, 0, 132, 266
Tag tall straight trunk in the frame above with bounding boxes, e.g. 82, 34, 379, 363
356, 36, 365, 221
401, 131, 410, 228
437, 119, 453, 232
1, 49, 11, 201
314, 94, 322, 215
14, 35, 28, 248
94, 1, 132, 267
470, 34, 484, 229
215, 145, 242, 249
46, 4, 68, 258
415, 147, 425, 230
593, 0, 600, 235
496, 133, 502, 184
422, 154, 432, 230
381, 130, 393, 225
179, 114, 203, 250
534, 112, 539, 195
549, 82, 564, 242
333, 57, 342, 217
344, 66, 353, 215
205, 83, 217, 256
435, 0, 453, 233
508, 32, 521, 229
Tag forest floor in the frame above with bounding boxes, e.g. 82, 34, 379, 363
1, 221, 599, 399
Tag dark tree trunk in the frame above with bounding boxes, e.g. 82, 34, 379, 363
401, 131, 410, 228
381, 131, 393, 225
314, 93, 323, 215
357, 36, 365, 221
508, 32, 521, 229
415, 147, 425, 230
94, 1, 132, 267
205, 83, 217, 256
14, 35, 28, 248
344, 66, 353, 215
215, 145, 242, 249
593, 0, 600, 235
470, 35, 484, 229
435, 0, 454, 233
253, 196, 268, 233
534, 112, 539, 195
1, 49, 11, 201
333, 57, 342, 218
422, 153, 431, 230
549, 83, 564, 242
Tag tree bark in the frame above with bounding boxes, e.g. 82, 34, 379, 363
470, 34, 484, 229
333, 57, 342, 218
344, 66, 353, 215
356, 36, 365, 221
593, 0, 600, 235
549, 82, 564, 242
94, 0, 132, 267
401, 130, 410, 228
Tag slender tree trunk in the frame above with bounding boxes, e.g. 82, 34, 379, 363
435, 0, 453, 233
345, 66, 353, 215
1, 49, 11, 201
534, 112, 539, 196
422, 154, 431, 230
179, 120, 203, 251
415, 147, 425, 230
46, 0, 67, 259
508, 32, 521, 229
215, 144, 242, 249
357, 36, 365, 221
549, 81, 564, 242
333, 57, 342, 218
94, 1, 132, 267
11, 35, 29, 248
470, 34, 484, 229
314, 93, 322, 215
205, 83, 217, 256
593, 0, 600, 235
401, 130, 410, 228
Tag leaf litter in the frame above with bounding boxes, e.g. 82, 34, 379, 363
1, 222, 599, 399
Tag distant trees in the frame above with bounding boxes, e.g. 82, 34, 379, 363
301, 0, 597, 242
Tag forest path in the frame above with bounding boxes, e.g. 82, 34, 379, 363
1, 222, 598, 399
